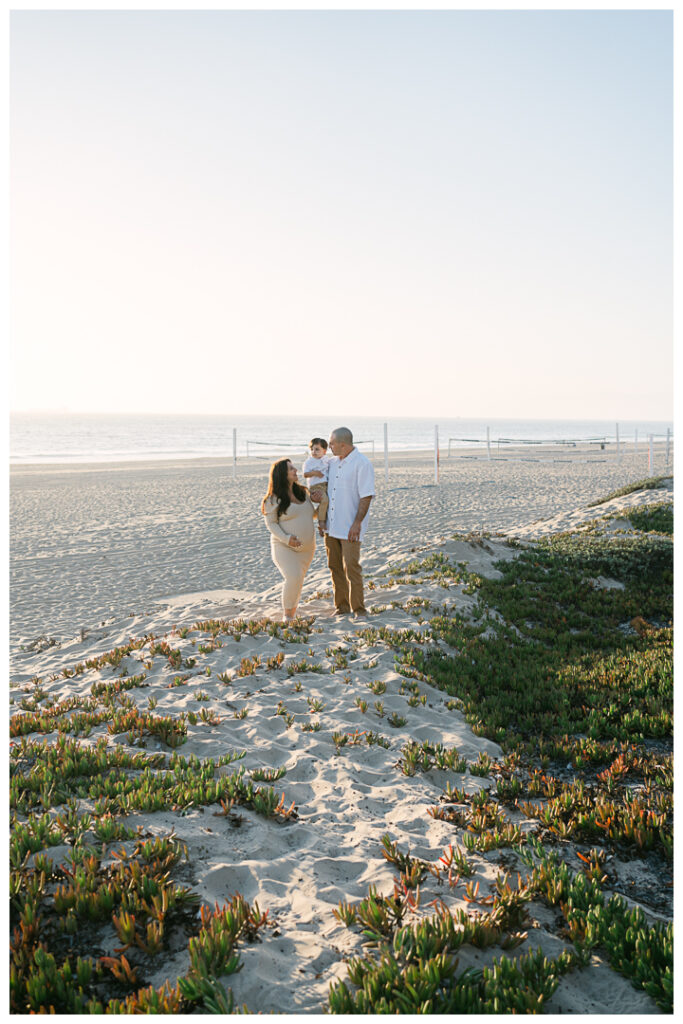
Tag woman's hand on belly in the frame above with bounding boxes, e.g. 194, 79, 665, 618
288, 535, 302, 549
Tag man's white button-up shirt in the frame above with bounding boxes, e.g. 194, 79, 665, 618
326, 447, 376, 542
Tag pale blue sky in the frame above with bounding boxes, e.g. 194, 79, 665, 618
10, 9, 673, 418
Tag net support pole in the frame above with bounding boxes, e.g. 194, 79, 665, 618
434, 425, 439, 484
616, 422, 620, 462
383, 423, 389, 485
666, 427, 671, 466
487, 425, 491, 461
232, 429, 237, 480
648, 434, 654, 474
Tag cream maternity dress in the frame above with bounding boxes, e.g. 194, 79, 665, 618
263, 495, 316, 610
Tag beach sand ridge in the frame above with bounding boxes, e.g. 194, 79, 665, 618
9, 456, 672, 1013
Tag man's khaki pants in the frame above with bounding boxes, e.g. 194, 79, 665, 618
324, 536, 366, 614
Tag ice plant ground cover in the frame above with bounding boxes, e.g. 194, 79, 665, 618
9, 482, 672, 1013
331, 501, 672, 1012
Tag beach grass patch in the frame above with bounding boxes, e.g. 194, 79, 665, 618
331, 520, 673, 1009
398, 739, 467, 776
413, 530, 672, 752
587, 475, 671, 506
607, 501, 673, 536
328, 825, 672, 1014
10, 824, 264, 1014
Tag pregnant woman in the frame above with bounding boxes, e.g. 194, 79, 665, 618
262, 458, 316, 622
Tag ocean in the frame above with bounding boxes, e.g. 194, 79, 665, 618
9, 413, 673, 465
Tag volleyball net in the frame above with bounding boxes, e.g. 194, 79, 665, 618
227, 427, 671, 480
447, 431, 673, 464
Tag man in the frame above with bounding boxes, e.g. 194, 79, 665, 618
319, 426, 375, 618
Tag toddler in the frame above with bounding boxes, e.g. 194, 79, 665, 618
302, 437, 331, 532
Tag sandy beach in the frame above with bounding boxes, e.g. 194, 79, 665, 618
9, 449, 673, 1014
10, 445, 671, 657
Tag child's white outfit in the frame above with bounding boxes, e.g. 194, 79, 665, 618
302, 454, 331, 523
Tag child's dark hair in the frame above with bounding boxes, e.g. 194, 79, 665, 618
309, 437, 328, 449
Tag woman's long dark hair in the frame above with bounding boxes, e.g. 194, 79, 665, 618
261, 459, 308, 519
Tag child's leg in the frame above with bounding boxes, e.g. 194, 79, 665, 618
317, 485, 328, 529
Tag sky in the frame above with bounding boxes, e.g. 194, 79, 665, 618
9, 7, 674, 420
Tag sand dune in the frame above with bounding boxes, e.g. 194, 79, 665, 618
9, 453, 672, 1013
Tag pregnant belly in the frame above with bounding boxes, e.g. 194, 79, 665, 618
273, 527, 315, 548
